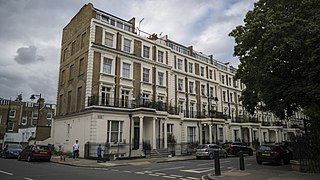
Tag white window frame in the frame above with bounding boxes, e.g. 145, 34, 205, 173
167, 124, 174, 134
102, 57, 113, 74
142, 68, 150, 82
158, 72, 164, 86
107, 120, 123, 143
8, 122, 14, 131
178, 78, 183, 91
104, 31, 114, 47
158, 50, 164, 63
178, 59, 183, 70
122, 62, 131, 78
143, 45, 150, 59
187, 126, 196, 143
123, 38, 132, 53
101, 86, 111, 106
22, 116, 27, 125
200, 66, 204, 77
201, 84, 206, 96
121, 90, 130, 107
9, 110, 16, 118
189, 81, 194, 94
188, 62, 193, 73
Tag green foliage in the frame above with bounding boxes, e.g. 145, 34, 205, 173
229, 0, 320, 120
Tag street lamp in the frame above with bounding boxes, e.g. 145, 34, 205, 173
30, 93, 42, 127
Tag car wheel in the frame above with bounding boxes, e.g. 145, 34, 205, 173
196, 156, 201, 159
27, 155, 32, 162
46, 158, 51, 162
209, 153, 214, 159
257, 160, 262, 165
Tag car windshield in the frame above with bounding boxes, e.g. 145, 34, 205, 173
8, 144, 22, 149
36, 145, 49, 150
259, 145, 277, 151
196, 145, 208, 149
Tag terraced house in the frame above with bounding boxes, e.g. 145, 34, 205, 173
54, 3, 304, 158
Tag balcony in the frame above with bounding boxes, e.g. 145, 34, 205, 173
88, 96, 167, 111
233, 115, 259, 123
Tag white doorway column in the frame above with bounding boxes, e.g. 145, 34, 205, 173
139, 116, 144, 150
152, 117, 156, 149
209, 125, 213, 143
164, 118, 168, 149
249, 127, 253, 146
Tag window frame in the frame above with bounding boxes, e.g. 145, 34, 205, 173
102, 57, 113, 74
122, 62, 131, 78
104, 32, 114, 47
123, 38, 132, 53
143, 45, 150, 59
142, 68, 150, 82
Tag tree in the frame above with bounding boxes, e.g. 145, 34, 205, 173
229, 0, 320, 122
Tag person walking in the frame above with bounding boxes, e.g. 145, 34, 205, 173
97, 144, 104, 162
73, 140, 79, 160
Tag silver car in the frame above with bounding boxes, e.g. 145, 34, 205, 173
196, 144, 228, 159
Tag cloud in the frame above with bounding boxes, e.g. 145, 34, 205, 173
14, 45, 45, 65
0, 0, 255, 104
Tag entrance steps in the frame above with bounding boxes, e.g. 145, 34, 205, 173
150, 148, 171, 158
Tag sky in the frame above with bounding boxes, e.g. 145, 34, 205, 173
0, 0, 255, 104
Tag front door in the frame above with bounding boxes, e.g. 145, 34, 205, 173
133, 122, 140, 149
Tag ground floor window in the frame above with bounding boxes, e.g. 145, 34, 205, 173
187, 127, 196, 143
107, 121, 123, 143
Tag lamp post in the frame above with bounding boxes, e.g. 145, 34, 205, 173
30, 93, 42, 127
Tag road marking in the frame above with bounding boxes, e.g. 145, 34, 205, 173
123, 170, 131, 173
196, 161, 231, 166
135, 172, 145, 174
149, 174, 159, 176
111, 169, 119, 171
149, 166, 185, 172
143, 171, 152, 174
154, 172, 166, 176
0, 170, 13, 176
163, 175, 176, 179
170, 174, 183, 177
186, 177, 199, 180
24, 178, 34, 180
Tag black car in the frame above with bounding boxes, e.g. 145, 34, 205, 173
223, 142, 254, 156
1, 143, 23, 158
256, 144, 292, 165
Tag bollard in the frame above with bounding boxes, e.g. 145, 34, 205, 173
239, 151, 245, 170
214, 150, 221, 176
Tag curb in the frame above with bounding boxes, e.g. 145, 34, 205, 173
156, 157, 196, 163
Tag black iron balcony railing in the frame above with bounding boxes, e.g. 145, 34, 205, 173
261, 121, 272, 126
88, 96, 167, 111
233, 115, 259, 123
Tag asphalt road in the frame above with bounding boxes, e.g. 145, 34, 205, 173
0, 155, 292, 180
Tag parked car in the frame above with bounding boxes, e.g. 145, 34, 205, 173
222, 142, 254, 156
18, 145, 52, 162
195, 144, 228, 159
256, 144, 292, 165
1, 143, 22, 158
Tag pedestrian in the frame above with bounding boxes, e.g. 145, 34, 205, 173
73, 140, 79, 160
97, 144, 104, 162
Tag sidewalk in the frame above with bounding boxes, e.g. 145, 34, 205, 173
207, 169, 320, 180
50, 155, 195, 168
